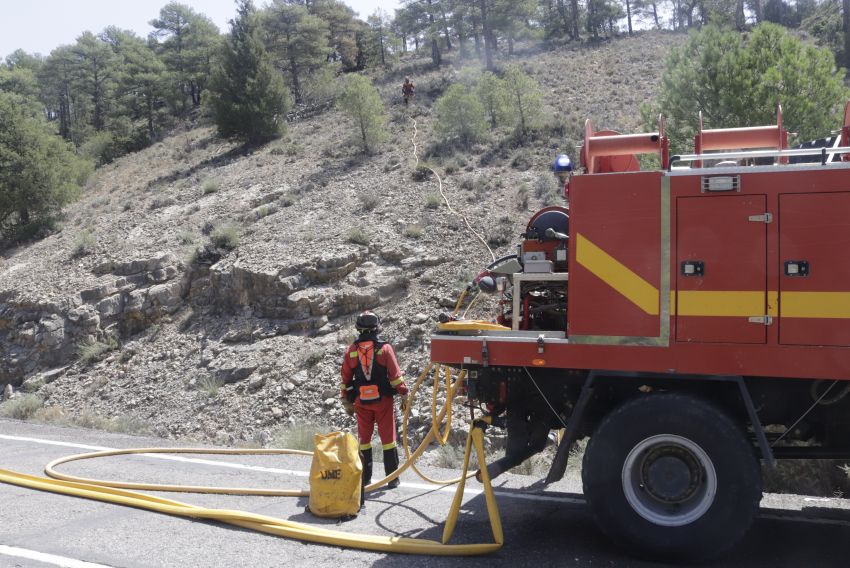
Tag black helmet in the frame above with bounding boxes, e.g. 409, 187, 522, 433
355, 311, 381, 333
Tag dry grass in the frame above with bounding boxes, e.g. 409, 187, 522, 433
0, 394, 44, 420
78, 336, 119, 365
271, 422, 329, 451
0, 399, 150, 435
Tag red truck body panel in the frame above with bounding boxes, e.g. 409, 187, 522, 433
431, 165, 850, 381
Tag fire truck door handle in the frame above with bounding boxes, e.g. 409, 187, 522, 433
784, 260, 809, 277
681, 261, 704, 276
537, 334, 545, 354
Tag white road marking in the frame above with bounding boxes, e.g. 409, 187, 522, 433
0, 433, 581, 504
0, 434, 309, 477
0, 544, 113, 568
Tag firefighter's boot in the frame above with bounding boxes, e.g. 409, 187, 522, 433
383, 446, 401, 489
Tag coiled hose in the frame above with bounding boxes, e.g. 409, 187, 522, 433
0, 363, 503, 555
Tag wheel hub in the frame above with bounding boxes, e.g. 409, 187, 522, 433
641, 446, 702, 504
621, 434, 717, 527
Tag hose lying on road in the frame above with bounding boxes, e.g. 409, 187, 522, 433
0, 363, 504, 556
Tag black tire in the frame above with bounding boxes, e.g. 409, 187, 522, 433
582, 393, 761, 563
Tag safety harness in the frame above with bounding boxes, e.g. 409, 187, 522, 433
346, 338, 398, 403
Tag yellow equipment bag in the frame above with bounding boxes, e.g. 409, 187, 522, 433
308, 431, 362, 518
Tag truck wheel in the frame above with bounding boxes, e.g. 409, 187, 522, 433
582, 393, 761, 563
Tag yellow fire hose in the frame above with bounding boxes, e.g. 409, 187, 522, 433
0, 363, 504, 555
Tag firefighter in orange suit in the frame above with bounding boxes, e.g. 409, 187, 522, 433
341, 311, 408, 489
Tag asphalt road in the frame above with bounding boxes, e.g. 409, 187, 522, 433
1, 418, 849, 568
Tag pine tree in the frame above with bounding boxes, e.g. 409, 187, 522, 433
102, 27, 169, 143
0, 91, 92, 243
502, 65, 543, 135
474, 71, 509, 128
263, 1, 330, 102
310, 0, 360, 70
338, 74, 387, 153
207, 0, 291, 144
645, 23, 849, 153
150, 2, 220, 110
71, 32, 119, 133
434, 83, 487, 144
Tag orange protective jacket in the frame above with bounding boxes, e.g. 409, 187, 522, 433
341, 338, 407, 404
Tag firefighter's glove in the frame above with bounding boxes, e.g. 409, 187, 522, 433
342, 400, 355, 417
399, 395, 410, 413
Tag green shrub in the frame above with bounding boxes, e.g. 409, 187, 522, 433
432, 443, 465, 469
202, 179, 220, 195
517, 183, 530, 210
359, 192, 380, 211
271, 422, 327, 451
78, 336, 119, 365
511, 149, 533, 171
425, 192, 442, 209
404, 223, 424, 238
487, 216, 515, 247
434, 84, 487, 145
411, 164, 432, 181
302, 349, 325, 367
196, 375, 224, 397
0, 394, 43, 420
347, 227, 369, 245
338, 74, 388, 154
502, 65, 544, 135
534, 173, 556, 198
71, 230, 96, 257
210, 224, 240, 250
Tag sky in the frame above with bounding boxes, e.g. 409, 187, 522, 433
0, 0, 401, 59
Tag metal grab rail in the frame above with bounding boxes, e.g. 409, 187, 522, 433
669, 145, 850, 170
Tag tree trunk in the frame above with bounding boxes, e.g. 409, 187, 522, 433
650, 1, 660, 28
626, 0, 633, 35
427, 0, 441, 65
570, 0, 579, 41
147, 93, 155, 140
844, 0, 850, 72
479, 0, 493, 70
290, 55, 302, 103
440, 5, 453, 50
471, 13, 481, 57
556, 0, 569, 37
752, 0, 762, 23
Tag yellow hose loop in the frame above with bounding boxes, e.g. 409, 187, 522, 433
43, 360, 471, 494
0, 465, 502, 555
402, 365, 473, 486
1, 358, 505, 555
442, 427, 503, 545
452, 287, 468, 318
44, 447, 313, 496
431, 365, 454, 446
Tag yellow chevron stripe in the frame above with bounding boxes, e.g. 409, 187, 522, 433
576, 233, 659, 315
781, 292, 850, 319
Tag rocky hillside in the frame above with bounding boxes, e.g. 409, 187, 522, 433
0, 33, 683, 447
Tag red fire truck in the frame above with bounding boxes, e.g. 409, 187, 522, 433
430, 105, 850, 562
